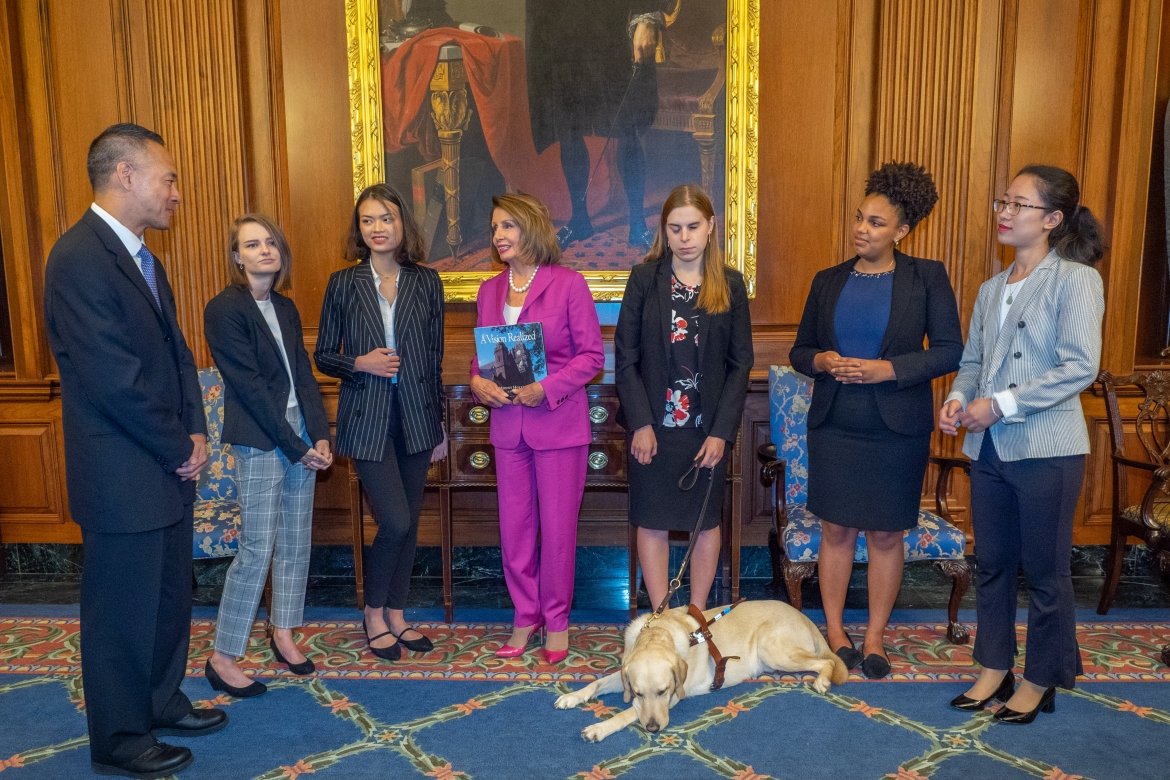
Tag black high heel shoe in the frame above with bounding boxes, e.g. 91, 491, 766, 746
993, 686, 1056, 724
861, 652, 892, 680
950, 671, 1015, 711
205, 659, 266, 698
392, 626, 434, 653
363, 620, 402, 662
270, 636, 315, 675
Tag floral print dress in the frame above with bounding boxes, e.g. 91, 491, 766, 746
663, 275, 702, 428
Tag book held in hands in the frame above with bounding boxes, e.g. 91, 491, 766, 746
474, 323, 547, 393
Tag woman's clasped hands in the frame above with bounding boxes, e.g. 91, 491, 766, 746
939, 397, 1000, 435
469, 376, 545, 409
814, 350, 895, 384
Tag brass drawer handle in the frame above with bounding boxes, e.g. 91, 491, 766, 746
588, 405, 609, 424
588, 451, 609, 470
468, 405, 490, 425
469, 450, 491, 470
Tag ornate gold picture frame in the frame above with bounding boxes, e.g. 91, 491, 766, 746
346, 0, 757, 302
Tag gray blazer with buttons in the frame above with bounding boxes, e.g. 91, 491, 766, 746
946, 250, 1104, 462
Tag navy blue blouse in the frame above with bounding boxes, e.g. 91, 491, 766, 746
833, 269, 893, 359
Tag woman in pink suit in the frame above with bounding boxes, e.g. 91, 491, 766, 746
470, 193, 604, 664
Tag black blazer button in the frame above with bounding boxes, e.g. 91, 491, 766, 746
1013, 352, 1021, 358
353, 409, 362, 417
1017, 321, 1025, 328
1008, 383, 1017, 389
163, 335, 172, 342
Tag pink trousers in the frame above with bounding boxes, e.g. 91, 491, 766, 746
495, 441, 588, 632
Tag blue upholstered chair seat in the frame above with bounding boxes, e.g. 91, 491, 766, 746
193, 499, 242, 559
781, 506, 969, 564
759, 365, 972, 644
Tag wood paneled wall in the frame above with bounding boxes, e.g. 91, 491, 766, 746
0, 0, 1165, 545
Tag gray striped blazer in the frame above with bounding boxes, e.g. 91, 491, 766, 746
946, 250, 1104, 462
314, 261, 445, 460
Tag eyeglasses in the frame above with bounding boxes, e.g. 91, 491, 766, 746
992, 199, 1048, 216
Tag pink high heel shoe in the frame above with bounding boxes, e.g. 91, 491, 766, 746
540, 630, 569, 665
494, 623, 542, 658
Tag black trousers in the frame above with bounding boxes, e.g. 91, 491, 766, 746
970, 435, 1085, 689
354, 425, 431, 611
81, 517, 194, 763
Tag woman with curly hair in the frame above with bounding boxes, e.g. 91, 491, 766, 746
790, 162, 963, 678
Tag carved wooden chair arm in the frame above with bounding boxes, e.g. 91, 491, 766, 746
928, 455, 971, 524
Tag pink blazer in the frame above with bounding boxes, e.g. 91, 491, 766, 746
471, 264, 604, 450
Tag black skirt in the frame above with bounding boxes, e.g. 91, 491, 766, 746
629, 427, 726, 532
806, 384, 928, 532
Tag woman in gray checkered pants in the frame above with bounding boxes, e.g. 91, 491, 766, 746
203, 214, 334, 697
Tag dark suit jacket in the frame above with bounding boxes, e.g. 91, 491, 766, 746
789, 251, 963, 436
315, 261, 445, 460
204, 284, 330, 461
43, 208, 205, 532
615, 258, 754, 443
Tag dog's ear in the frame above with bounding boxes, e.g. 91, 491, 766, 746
672, 657, 688, 700
621, 668, 632, 703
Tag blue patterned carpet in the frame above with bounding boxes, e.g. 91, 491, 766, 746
2, 611, 1169, 778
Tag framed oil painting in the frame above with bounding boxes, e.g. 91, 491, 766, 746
346, 0, 757, 301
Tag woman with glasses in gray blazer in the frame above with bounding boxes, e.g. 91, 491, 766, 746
940, 165, 1105, 724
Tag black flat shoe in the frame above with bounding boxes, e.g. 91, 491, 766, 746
993, 686, 1056, 724
205, 659, 266, 699
92, 743, 192, 779
363, 620, 402, 662
393, 626, 434, 653
152, 707, 228, 737
861, 652, 892, 679
833, 643, 863, 670
271, 636, 315, 675
950, 671, 1015, 711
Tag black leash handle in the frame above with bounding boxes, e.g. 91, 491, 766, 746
647, 461, 716, 621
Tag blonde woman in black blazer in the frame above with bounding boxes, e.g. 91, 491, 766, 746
205, 214, 332, 697
315, 184, 447, 662
790, 162, 962, 679
615, 184, 753, 612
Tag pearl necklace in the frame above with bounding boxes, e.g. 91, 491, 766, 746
508, 265, 537, 293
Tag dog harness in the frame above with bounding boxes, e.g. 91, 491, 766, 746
686, 601, 744, 691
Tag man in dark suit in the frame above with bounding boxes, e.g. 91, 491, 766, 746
43, 123, 226, 778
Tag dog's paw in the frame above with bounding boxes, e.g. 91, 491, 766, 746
811, 676, 832, 694
581, 723, 611, 742
555, 692, 584, 710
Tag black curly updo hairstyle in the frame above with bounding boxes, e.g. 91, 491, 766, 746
864, 161, 939, 231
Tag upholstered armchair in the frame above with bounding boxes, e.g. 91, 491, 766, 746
757, 365, 972, 644
194, 367, 242, 560
1096, 370, 1170, 661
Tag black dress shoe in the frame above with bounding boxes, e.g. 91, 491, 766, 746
393, 626, 434, 653
861, 653, 892, 679
92, 743, 193, 779
950, 671, 1015, 711
363, 620, 402, 661
833, 643, 863, 670
271, 636, 315, 675
152, 707, 228, 737
993, 686, 1056, 724
205, 659, 267, 698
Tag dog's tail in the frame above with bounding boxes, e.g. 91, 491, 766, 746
827, 652, 849, 685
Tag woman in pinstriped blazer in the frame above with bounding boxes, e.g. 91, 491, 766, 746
940, 166, 1105, 723
315, 184, 448, 662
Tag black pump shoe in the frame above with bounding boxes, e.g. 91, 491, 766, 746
271, 636, 315, 675
833, 642, 863, 670
205, 659, 266, 699
393, 626, 434, 653
363, 620, 402, 662
950, 671, 1015, 711
993, 686, 1056, 724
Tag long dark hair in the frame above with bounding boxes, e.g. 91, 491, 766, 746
1017, 164, 1105, 266
644, 184, 729, 314
345, 183, 426, 264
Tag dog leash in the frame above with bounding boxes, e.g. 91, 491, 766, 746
645, 461, 716, 625
686, 601, 743, 691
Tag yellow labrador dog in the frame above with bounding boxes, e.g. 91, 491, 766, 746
555, 600, 848, 742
